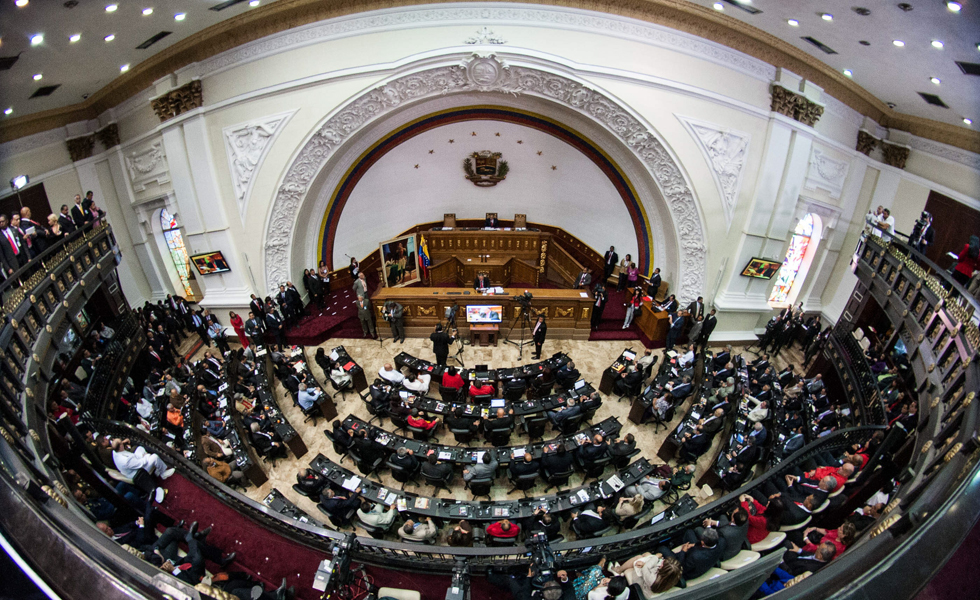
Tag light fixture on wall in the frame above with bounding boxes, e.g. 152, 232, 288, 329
10, 175, 29, 191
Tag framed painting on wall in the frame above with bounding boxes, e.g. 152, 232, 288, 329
379, 235, 420, 288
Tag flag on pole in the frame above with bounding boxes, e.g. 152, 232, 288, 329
419, 234, 431, 278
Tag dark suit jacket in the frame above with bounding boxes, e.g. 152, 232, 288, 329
687, 301, 704, 320
484, 217, 498, 228
265, 312, 283, 332
573, 513, 608, 536
701, 415, 724, 436
603, 251, 618, 269
715, 516, 749, 561
71, 204, 91, 224
681, 434, 710, 458
59, 214, 77, 233
0, 227, 27, 272
389, 454, 419, 473
509, 459, 541, 477
474, 276, 491, 290
679, 540, 726, 579
648, 274, 661, 296
532, 321, 547, 344
781, 553, 828, 577
541, 452, 574, 474
430, 331, 453, 356
578, 442, 608, 461
422, 460, 453, 480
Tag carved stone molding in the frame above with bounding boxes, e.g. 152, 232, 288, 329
264, 55, 707, 303
678, 115, 749, 230
465, 26, 506, 45
769, 84, 824, 127
805, 147, 849, 199
856, 130, 879, 156
95, 123, 120, 149
66, 135, 95, 162
125, 141, 170, 193
882, 142, 911, 170
223, 110, 296, 223
150, 80, 203, 123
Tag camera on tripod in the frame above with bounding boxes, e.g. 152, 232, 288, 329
512, 291, 534, 309
525, 531, 557, 578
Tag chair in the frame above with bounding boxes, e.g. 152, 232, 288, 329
358, 519, 394, 540
780, 515, 811, 531
558, 414, 585, 435
474, 394, 493, 404
811, 499, 830, 514
387, 460, 420, 490
439, 385, 461, 403
617, 379, 643, 403
576, 453, 611, 480
362, 391, 387, 426
487, 532, 519, 547
422, 468, 453, 493
508, 472, 538, 497
317, 503, 358, 529
486, 427, 512, 447
503, 382, 527, 402
450, 427, 475, 445
330, 376, 353, 400
684, 567, 727, 588
466, 477, 493, 500
619, 500, 654, 530
407, 423, 434, 442
531, 381, 554, 399
354, 453, 385, 478
750, 531, 786, 552
719, 549, 761, 571
542, 467, 574, 493
328, 436, 351, 464
571, 518, 616, 539
292, 483, 322, 502
523, 415, 548, 440
612, 448, 641, 470
302, 401, 321, 426
389, 414, 409, 436
827, 485, 845, 498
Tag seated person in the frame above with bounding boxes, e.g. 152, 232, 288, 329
448, 520, 474, 547
613, 365, 644, 396
407, 408, 439, 432
527, 510, 562, 541
357, 500, 397, 529
398, 518, 439, 544
463, 452, 498, 482
469, 379, 496, 399
474, 273, 491, 290
609, 433, 636, 459
671, 464, 697, 489
746, 396, 770, 423
541, 444, 574, 475
624, 475, 669, 501
579, 391, 603, 413
637, 349, 656, 372
203, 457, 246, 487
678, 344, 696, 370
297, 383, 322, 410
748, 421, 769, 445
668, 377, 693, 401
571, 505, 617, 536
509, 452, 541, 478
326, 420, 354, 450
378, 363, 404, 385
531, 366, 555, 395
111, 438, 174, 495
802, 463, 854, 492
486, 518, 521, 539
329, 361, 352, 387
249, 422, 287, 459
555, 361, 580, 388
610, 553, 683, 595
645, 392, 674, 423
389, 447, 420, 472
318, 488, 361, 522
441, 367, 465, 390
422, 451, 453, 481
578, 434, 609, 461
145, 524, 236, 584
700, 408, 726, 436
445, 406, 481, 434
615, 493, 645, 518
677, 427, 710, 462
657, 527, 725, 580
547, 398, 582, 427
502, 377, 527, 398
757, 542, 837, 595
352, 429, 386, 465
402, 370, 430, 394
485, 407, 515, 433
295, 468, 327, 495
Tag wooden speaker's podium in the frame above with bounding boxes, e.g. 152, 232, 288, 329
514, 213, 527, 229
443, 213, 456, 228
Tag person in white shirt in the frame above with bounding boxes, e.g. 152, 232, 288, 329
329, 363, 352, 387
746, 397, 769, 423
875, 208, 896, 241
298, 383, 321, 410
865, 205, 884, 236
624, 475, 669, 501
679, 344, 696, 370
636, 349, 655, 371
379, 363, 404, 385
357, 500, 397, 528
111, 439, 174, 480
402, 370, 432, 394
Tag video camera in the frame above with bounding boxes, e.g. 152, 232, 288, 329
525, 531, 558, 578
512, 290, 534, 308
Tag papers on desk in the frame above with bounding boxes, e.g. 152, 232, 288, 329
573, 433, 589, 446
155, 388, 165, 397
397, 498, 408, 512
438, 451, 452, 461
481, 408, 490, 419
512, 447, 526, 459
219, 398, 228, 409
375, 433, 392, 446
606, 474, 625, 492
255, 349, 267, 357
415, 497, 430, 509
579, 292, 589, 298
330, 350, 340, 361
218, 383, 229, 393
577, 489, 591, 504
493, 506, 510, 517
341, 475, 361, 491
474, 451, 486, 463
293, 361, 305, 373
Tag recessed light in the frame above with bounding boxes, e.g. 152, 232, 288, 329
120, 64, 130, 73
30, 34, 43, 46
947, 2, 962, 12
821, 13, 833, 21
15, 0, 28, 7
3, 108, 12, 116
104, 34, 115, 42
859, 40, 871, 46
69, 33, 81, 43
105, 4, 118, 12
787, 19, 800, 27
142, 7, 153, 16
32, 73, 42, 81
931, 40, 944, 49
893, 40, 905, 47
843, 69, 853, 77
249, 0, 260, 6
930, 77, 941, 85
713, 2, 724, 10
174, 12, 186, 21
964, 118, 973, 125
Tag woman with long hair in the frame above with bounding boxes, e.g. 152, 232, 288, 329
588, 575, 628, 600
610, 553, 682, 593
229, 311, 247, 349
953, 235, 980, 286
617, 254, 632, 290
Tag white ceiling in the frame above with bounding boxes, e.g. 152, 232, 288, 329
686, 0, 980, 128
0, 0, 276, 118
0, 0, 978, 129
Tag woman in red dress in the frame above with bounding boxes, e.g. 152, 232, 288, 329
229, 311, 248, 349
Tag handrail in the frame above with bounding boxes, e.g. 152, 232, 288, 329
829, 328, 886, 426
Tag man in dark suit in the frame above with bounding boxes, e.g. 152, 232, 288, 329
71, 194, 91, 224
574, 269, 592, 289
58, 204, 77, 234
603, 246, 618, 281
264, 306, 286, 352
665, 311, 685, 351
591, 285, 608, 329
429, 324, 455, 366
285, 282, 304, 319
697, 506, 749, 562
647, 268, 662, 298
484, 214, 499, 228
548, 398, 582, 427
700, 408, 726, 436
249, 294, 265, 321
613, 366, 644, 396
687, 296, 705, 320
780, 542, 836, 577
669, 377, 693, 401
318, 489, 362, 523
244, 311, 264, 348
699, 309, 718, 348
577, 434, 608, 461
421, 451, 453, 482
541, 444, 574, 475
474, 273, 491, 290
509, 452, 541, 478
0, 215, 28, 275
531, 316, 547, 360
388, 447, 420, 473
485, 407, 515, 435
555, 361, 579, 388
356, 295, 375, 338
678, 427, 710, 462
664, 527, 726, 580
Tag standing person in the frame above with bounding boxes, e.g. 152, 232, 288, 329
190, 311, 211, 347
208, 320, 231, 354
430, 324, 455, 366
665, 311, 685, 351
249, 294, 265, 321
952, 236, 980, 287
647, 267, 662, 299
46, 214, 67, 245
625, 262, 640, 290
318, 261, 332, 304
617, 254, 633, 291
591, 284, 609, 330
532, 315, 548, 360
71, 194, 91, 224
623, 288, 643, 329
603, 246, 619, 282
909, 212, 934, 254
383, 300, 406, 343
349, 257, 360, 279
264, 301, 286, 351
699, 308, 717, 349
19, 207, 47, 255
875, 208, 896, 241
356, 295, 375, 338
244, 312, 264, 349
353, 272, 368, 299
58, 204, 77, 234
574, 268, 592, 289
229, 311, 248, 350
0, 214, 28, 274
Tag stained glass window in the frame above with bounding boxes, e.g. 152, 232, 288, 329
160, 209, 194, 298
769, 214, 819, 305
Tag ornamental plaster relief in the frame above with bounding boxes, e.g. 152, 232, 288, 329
677, 115, 749, 231
222, 110, 296, 224
125, 141, 171, 194
804, 147, 849, 200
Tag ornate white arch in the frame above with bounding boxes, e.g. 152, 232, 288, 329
263, 53, 707, 301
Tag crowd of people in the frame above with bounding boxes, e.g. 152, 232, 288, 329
1, 192, 103, 278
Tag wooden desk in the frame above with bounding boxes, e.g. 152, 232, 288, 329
426, 228, 543, 262
636, 304, 670, 342
429, 256, 539, 287
469, 323, 498, 347
370, 287, 593, 340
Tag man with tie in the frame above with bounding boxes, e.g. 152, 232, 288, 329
190, 312, 210, 347
19, 208, 47, 255
71, 194, 91, 225
590, 284, 608, 329
574, 268, 592, 289
58, 204, 77, 234
647, 268, 662, 299
687, 296, 705, 321
602, 246, 619, 282
474, 273, 490, 290
276, 285, 293, 324
356, 295, 376, 338
0, 214, 29, 275
249, 294, 265, 321
352, 272, 368, 299
531, 315, 547, 360
264, 304, 286, 351
484, 214, 499, 228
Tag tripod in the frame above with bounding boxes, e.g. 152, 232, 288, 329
503, 304, 533, 360
446, 312, 465, 368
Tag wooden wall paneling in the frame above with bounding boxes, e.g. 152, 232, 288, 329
923, 191, 980, 267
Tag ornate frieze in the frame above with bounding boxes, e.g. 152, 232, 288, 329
769, 84, 824, 127
223, 111, 295, 222
66, 135, 95, 162
882, 142, 911, 170
805, 147, 849, 199
856, 130, 878, 156
150, 80, 203, 123
95, 123, 120, 149
678, 116, 749, 230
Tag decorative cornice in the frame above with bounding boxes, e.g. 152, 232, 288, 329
0, 127, 67, 161
882, 142, 911, 170
95, 123, 120, 149
856, 130, 878, 156
0, 2, 977, 153
150, 80, 203, 123
908, 136, 980, 172
770, 83, 824, 128
66, 135, 95, 163
222, 110, 296, 225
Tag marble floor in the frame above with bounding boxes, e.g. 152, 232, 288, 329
184, 333, 806, 543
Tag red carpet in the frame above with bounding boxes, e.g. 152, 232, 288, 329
589, 288, 653, 346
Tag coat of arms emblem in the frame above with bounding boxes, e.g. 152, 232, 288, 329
463, 151, 509, 187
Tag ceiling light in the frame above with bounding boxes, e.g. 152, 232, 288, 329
30, 34, 43, 46
843, 69, 853, 77
11, 175, 29, 190
70, 33, 81, 43
249, 0, 260, 6
3, 108, 12, 116
174, 12, 186, 21
787, 19, 800, 26
930, 77, 941, 84
931, 40, 944, 49
15, 0, 28, 7
821, 13, 833, 21
120, 64, 129, 73
104, 34, 115, 42
713, 2, 724, 10
964, 118, 973, 125
32, 73, 42, 81
105, 4, 117, 12
947, 2, 962, 12
142, 7, 153, 16
893, 40, 905, 47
